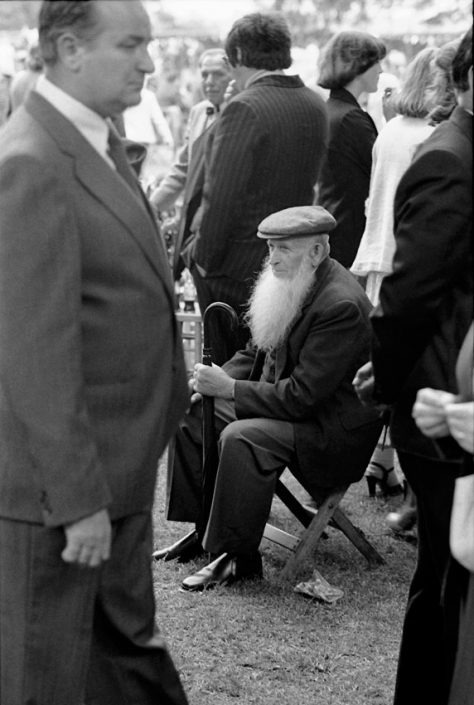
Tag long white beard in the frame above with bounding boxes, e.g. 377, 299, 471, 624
245, 259, 316, 352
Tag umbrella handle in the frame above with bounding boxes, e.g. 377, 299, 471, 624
202, 301, 239, 355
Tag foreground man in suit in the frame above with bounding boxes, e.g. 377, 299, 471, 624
0, 2, 189, 703
185, 13, 329, 352
154, 206, 382, 589
353, 28, 472, 705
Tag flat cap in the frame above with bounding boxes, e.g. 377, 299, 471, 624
257, 206, 336, 239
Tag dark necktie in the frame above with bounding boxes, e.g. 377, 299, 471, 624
107, 126, 141, 197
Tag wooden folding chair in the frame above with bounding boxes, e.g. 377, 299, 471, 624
263, 475, 384, 581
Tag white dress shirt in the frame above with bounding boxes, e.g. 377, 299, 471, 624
34, 75, 114, 168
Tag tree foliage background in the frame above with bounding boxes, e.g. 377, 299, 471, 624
255, 0, 471, 45
0, 0, 470, 52
0, 1, 41, 31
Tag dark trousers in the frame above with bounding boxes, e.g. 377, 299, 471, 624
393, 452, 462, 705
190, 265, 253, 364
167, 399, 354, 557
167, 399, 297, 554
0, 512, 188, 705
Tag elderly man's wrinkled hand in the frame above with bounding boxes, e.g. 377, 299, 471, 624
187, 375, 202, 407
193, 363, 235, 399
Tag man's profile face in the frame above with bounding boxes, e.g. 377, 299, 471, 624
77, 0, 154, 117
200, 56, 231, 107
266, 237, 313, 280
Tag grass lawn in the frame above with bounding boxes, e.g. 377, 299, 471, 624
152, 456, 416, 705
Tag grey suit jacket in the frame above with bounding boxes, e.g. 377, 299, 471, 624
0, 92, 188, 527
150, 99, 216, 212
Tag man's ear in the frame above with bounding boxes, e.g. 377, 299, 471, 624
309, 242, 324, 269
55, 32, 87, 72
235, 47, 242, 66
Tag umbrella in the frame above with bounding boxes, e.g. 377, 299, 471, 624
197, 301, 239, 540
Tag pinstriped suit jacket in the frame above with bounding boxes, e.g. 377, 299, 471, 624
189, 74, 329, 284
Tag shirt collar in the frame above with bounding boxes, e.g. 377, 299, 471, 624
34, 75, 110, 162
244, 69, 284, 89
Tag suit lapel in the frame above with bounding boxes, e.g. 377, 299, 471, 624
25, 92, 173, 293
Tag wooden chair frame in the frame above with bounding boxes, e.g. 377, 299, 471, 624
263, 477, 385, 581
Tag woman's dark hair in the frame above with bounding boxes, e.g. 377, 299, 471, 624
225, 13, 292, 71
451, 26, 472, 92
317, 31, 386, 89
39, 0, 99, 66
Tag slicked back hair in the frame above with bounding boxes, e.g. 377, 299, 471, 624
39, 0, 99, 66
317, 31, 386, 90
198, 48, 229, 69
225, 13, 292, 71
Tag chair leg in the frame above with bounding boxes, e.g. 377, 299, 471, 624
274, 479, 314, 527
331, 507, 385, 567
279, 488, 346, 582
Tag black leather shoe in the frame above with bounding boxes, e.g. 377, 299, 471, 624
152, 530, 204, 563
181, 552, 263, 592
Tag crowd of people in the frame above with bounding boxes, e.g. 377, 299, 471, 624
0, 2, 471, 705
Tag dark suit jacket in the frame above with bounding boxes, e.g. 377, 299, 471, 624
223, 257, 382, 487
0, 92, 188, 527
317, 88, 378, 268
188, 74, 328, 284
371, 106, 473, 460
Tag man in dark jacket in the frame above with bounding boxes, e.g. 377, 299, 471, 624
354, 28, 472, 705
184, 13, 328, 354
155, 206, 382, 590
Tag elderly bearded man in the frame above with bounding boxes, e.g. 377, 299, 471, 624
154, 206, 382, 589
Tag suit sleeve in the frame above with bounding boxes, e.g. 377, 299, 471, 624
371, 147, 472, 402
149, 140, 189, 212
150, 139, 190, 212
0, 154, 112, 526
149, 105, 203, 211
193, 101, 261, 272
234, 300, 367, 420
222, 342, 259, 379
